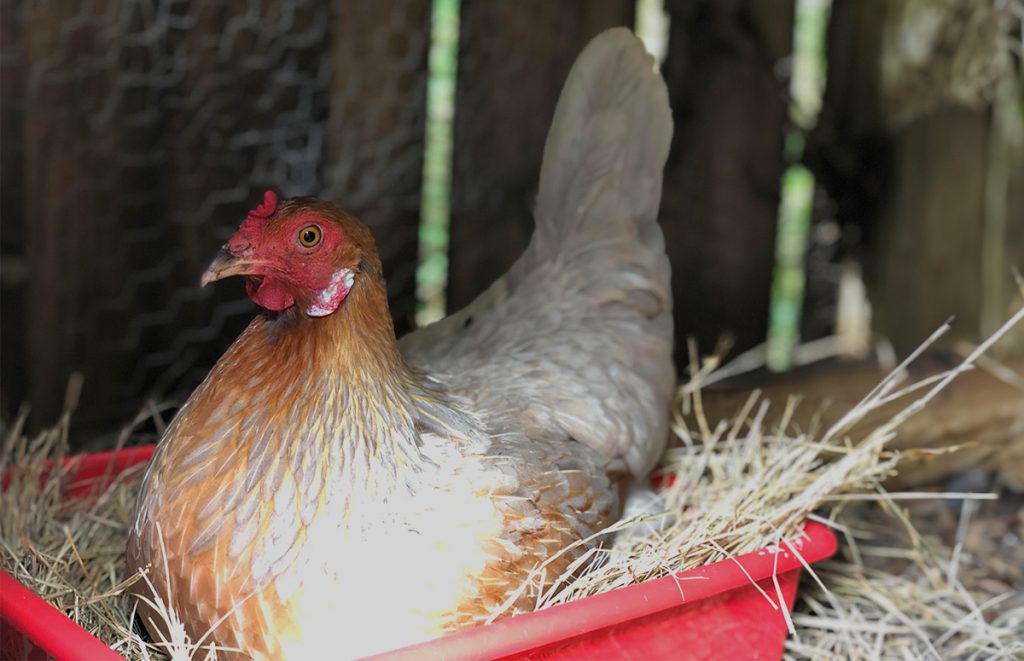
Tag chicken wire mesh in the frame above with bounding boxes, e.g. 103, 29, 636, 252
5, 1, 1018, 439
1, 0, 429, 434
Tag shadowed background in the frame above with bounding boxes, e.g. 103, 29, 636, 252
1, 0, 1022, 442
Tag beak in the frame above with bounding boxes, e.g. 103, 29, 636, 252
200, 247, 262, 287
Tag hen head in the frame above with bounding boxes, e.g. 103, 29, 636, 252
202, 191, 380, 317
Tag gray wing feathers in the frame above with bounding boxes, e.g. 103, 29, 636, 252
400, 29, 675, 478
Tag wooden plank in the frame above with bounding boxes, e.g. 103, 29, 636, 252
698, 354, 1024, 489
0, 2, 27, 420
660, 0, 796, 360
325, 0, 431, 334
446, 0, 635, 312
809, 0, 1023, 355
23, 2, 122, 428
872, 108, 988, 346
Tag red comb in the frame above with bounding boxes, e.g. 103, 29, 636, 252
248, 190, 279, 219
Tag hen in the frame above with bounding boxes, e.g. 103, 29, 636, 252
128, 28, 674, 659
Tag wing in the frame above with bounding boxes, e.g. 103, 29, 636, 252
400, 28, 675, 477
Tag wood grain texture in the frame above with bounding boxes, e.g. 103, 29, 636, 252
23, 1, 123, 427
808, 0, 1024, 356
325, 0, 431, 335
872, 108, 988, 346
0, 3, 28, 418
659, 0, 796, 360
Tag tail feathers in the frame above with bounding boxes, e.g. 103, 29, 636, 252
521, 27, 672, 273
400, 31, 676, 480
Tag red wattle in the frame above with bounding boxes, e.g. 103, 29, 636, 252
246, 277, 295, 311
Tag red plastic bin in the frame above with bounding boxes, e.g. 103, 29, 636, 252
1, 446, 837, 660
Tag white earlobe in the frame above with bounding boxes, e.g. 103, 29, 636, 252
306, 268, 355, 317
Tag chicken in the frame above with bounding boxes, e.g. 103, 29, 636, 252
127, 28, 674, 659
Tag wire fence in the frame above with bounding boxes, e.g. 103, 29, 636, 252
4, 0, 1017, 436
1, 1, 428, 429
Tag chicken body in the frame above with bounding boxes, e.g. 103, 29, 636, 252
128, 28, 674, 659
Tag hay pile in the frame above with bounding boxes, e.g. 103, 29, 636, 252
1, 403, 155, 658
2, 309, 1022, 660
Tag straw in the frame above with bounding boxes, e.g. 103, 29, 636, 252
2, 307, 1021, 659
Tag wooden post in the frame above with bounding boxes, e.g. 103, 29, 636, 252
22, 2, 126, 428
0, 3, 28, 420
325, 1, 431, 334
809, 0, 1024, 355
660, 0, 796, 360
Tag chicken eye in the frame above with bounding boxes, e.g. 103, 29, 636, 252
298, 225, 322, 248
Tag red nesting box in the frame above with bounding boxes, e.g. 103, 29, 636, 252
1, 447, 837, 660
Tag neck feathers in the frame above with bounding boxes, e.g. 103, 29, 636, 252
259, 270, 421, 467
163, 273, 425, 514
